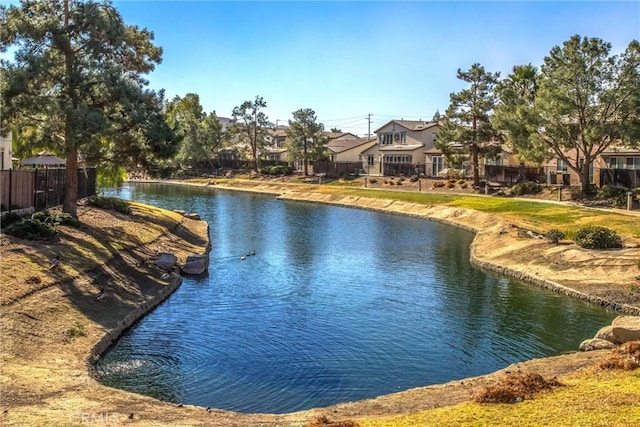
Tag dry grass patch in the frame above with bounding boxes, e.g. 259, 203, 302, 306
598, 341, 640, 371
472, 372, 563, 404
308, 415, 360, 427
358, 369, 640, 427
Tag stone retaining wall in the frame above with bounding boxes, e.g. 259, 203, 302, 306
86, 221, 212, 376
86, 274, 184, 377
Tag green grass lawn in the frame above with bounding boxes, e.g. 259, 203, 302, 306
314, 187, 640, 241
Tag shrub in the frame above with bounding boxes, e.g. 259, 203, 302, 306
433, 181, 446, 188
1, 211, 23, 229
5, 218, 57, 240
368, 178, 377, 184
398, 177, 406, 182
460, 183, 468, 189
448, 179, 457, 184
511, 181, 541, 196
573, 226, 622, 249
87, 196, 132, 214
53, 212, 81, 227
269, 165, 293, 176
389, 180, 395, 185
446, 181, 455, 188
457, 179, 466, 185
31, 210, 81, 227
598, 185, 631, 208
545, 229, 566, 243
409, 175, 419, 182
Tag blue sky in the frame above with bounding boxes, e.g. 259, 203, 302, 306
73, 1, 640, 134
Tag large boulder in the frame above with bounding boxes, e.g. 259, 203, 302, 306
579, 338, 617, 352
155, 252, 178, 271
594, 325, 618, 344
181, 254, 209, 275
611, 316, 640, 344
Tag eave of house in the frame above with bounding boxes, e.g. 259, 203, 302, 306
379, 144, 424, 151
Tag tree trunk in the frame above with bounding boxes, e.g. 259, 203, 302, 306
63, 145, 78, 217
62, 0, 77, 217
471, 143, 480, 186
580, 156, 592, 194
303, 140, 309, 176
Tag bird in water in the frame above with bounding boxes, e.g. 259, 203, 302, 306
94, 289, 106, 302
49, 255, 61, 270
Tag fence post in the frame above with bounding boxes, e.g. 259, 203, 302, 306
8, 169, 12, 212
33, 168, 38, 213
628, 192, 634, 211
558, 187, 562, 202
364, 177, 367, 188
418, 179, 421, 192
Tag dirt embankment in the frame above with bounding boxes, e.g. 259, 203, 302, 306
1, 185, 639, 426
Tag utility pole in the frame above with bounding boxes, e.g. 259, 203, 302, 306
367, 113, 372, 138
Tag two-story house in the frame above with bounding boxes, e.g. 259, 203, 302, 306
359, 120, 441, 176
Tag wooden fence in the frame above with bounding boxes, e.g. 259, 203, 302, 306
599, 168, 640, 189
1, 167, 97, 213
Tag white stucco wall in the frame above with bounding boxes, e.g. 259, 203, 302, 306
0, 131, 12, 170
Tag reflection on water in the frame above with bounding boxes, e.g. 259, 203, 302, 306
97, 183, 616, 413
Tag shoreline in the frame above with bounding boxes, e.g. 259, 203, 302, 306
1, 181, 638, 426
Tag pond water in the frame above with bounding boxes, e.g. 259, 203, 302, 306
97, 183, 615, 414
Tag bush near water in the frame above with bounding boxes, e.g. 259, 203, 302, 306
574, 226, 623, 249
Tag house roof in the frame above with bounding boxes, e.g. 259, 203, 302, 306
326, 137, 373, 154
267, 128, 288, 138
266, 148, 287, 154
424, 147, 442, 154
374, 120, 439, 134
327, 132, 359, 140
600, 146, 640, 155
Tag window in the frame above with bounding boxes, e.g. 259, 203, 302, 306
275, 137, 286, 148
367, 155, 375, 166
626, 157, 640, 170
379, 132, 406, 145
608, 157, 624, 169
485, 156, 503, 166
384, 155, 411, 163
556, 159, 568, 172
432, 156, 444, 176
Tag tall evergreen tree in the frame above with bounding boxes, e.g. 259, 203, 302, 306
229, 95, 269, 172
493, 36, 640, 193
535, 36, 639, 192
1, 0, 176, 216
435, 63, 500, 186
286, 108, 327, 176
